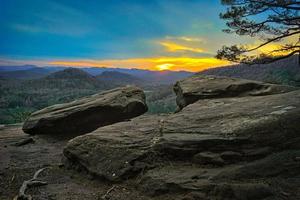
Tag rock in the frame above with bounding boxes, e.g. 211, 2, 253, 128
180, 192, 208, 200
63, 75, 300, 199
193, 152, 225, 166
174, 74, 296, 109
63, 115, 164, 181
140, 163, 276, 199
220, 151, 243, 163
243, 147, 272, 160
214, 150, 300, 181
140, 165, 216, 195
158, 90, 300, 158
22, 86, 147, 135
211, 183, 274, 200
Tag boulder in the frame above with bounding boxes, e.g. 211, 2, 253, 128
174, 74, 296, 109
158, 90, 300, 158
64, 115, 164, 181
22, 86, 147, 135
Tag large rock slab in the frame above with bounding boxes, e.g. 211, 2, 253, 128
23, 86, 147, 135
64, 115, 164, 181
174, 74, 296, 109
158, 90, 300, 158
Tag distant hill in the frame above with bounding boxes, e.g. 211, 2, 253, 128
95, 68, 193, 84
96, 71, 143, 86
72, 67, 193, 84
0, 65, 193, 85
80, 67, 108, 76
42, 66, 68, 73
199, 55, 300, 86
34, 68, 111, 91
0, 68, 108, 118
135, 70, 193, 84
0, 65, 37, 72
0, 67, 51, 80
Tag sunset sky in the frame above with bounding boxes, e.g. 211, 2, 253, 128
0, 0, 267, 72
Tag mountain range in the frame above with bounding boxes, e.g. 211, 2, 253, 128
1, 56, 299, 124
0, 65, 193, 85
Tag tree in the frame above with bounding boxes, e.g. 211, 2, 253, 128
216, 0, 300, 65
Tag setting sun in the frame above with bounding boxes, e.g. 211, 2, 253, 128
155, 63, 174, 71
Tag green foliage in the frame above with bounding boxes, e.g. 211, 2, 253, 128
0, 76, 177, 124
0, 71, 106, 124
145, 85, 177, 114
266, 69, 300, 87
147, 97, 177, 114
0, 107, 35, 124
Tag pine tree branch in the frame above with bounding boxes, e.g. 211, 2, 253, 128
246, 31, 300, 52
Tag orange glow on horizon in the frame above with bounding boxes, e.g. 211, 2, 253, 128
156, 63, 174, 71
49, 57, 231, 72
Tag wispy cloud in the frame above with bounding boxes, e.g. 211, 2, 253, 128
156, 35, 209, 55
165, 36, 204, 42
12, 24, 43, 33
159, 41, 205, 53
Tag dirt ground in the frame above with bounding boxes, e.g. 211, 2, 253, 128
0, 124, 176, 200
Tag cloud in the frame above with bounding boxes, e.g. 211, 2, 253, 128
156, 35, 209, 56
159, 41, 205, 53
12, 24, 43, 33
165, 36, 204, 42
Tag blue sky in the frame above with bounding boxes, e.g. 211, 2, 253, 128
0, 0, 252, 71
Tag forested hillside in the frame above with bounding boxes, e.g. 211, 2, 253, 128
200, 55, 300, 86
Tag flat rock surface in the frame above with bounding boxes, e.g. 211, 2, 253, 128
174, 74, 296, 109
22, 86, 148, 135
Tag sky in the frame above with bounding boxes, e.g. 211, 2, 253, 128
0, 0, 256, 72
